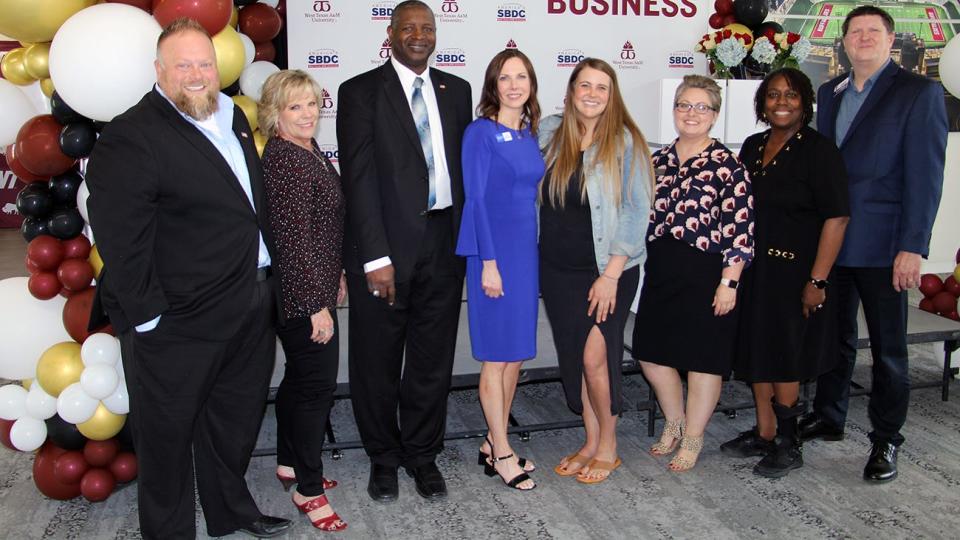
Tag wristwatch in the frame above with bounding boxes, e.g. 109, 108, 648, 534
720, 278, 738, 290
809, 278, 829, 289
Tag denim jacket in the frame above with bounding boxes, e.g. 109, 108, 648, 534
538, 114, 651, 273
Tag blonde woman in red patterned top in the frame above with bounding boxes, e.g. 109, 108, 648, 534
259, 70, 346, 532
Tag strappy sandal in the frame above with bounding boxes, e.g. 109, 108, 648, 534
554, 452, 592, 477
479, 435, 535, 473
489, 453, 536, 491
668, 435, 704, 473
293, 493, 347, 532
576, 457, 622, 484
650, 418, 685, 456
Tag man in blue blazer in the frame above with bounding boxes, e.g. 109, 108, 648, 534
799, 6, 947, 483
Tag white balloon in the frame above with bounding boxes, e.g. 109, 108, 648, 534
10, 417, 47, 452
24, 383, 57, 420
0, 79, 39, 147
48, 3, 162, 122
0, 384, 28, 420
102, 379, 129, 415
115, 360, 125, 380
239, 32, 256, 67
0, 277, 71, 380
239, 61, 279, 102
56, 382, 99, 424
80, 333, 120, 367
80, 363, 119, 400
941, 36, 960, 98
76, 180, 90, 224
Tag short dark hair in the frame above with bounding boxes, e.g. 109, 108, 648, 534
754, 67, 815, 126
476, 49, 540, 135
842, 5, 895, 36
390, 0, 432, 28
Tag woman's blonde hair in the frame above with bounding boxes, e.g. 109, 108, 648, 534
257, 69, 323, 138
543, 58, 653, 208
673, 74, 722, 111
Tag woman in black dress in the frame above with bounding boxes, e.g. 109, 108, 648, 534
722, 68, 849, 478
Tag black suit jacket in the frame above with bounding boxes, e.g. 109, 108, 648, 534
85, 89, 277, 339
336, 61, 472, 282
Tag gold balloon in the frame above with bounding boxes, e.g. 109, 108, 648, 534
211, 25, 244, 90
35, 342, 83, 398
230, 6, 239, 29
723, 23, 755, 51
21, 378, 33, 390
1, 48, 34, 86
0, 0, 98, 44
89, 244, 104, 279
232, 95, 259, 132
40, 78, 56, 97
23, 42, 51, 80
77, 403, 126, 440
253, 129, 267, 157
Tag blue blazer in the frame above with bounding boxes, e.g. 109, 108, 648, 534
816, 61, 947, 267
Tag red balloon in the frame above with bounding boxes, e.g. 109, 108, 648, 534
946, 311, 960, 321
54, 450, 90, 485
84, 439, 120, 467
253, 40, 276, 63
714, 0, 735, 15
80, 468, 117, 502
932, 291, 957, 314
27, 235, 64, 271
0, 418, 14, 451
63, 287, 103, 343
106, 0, 152, 11
709, 13, 724, 29
109, 452, 139, 483
919, 273, 944, 298
14, 115, 77, 178
62, 235, 92, 260
275, 0, 286, 17
152, 0, 233, 36
919, 297, 935, 313
25, 255, 40, 274
944, 276, 960, 297
5, 144, 47, 183
57, 258, 94, 292
721, 13, 737, 26
34, 443, 82, 500
28, 271, 62, 300
238, 3, 282, 42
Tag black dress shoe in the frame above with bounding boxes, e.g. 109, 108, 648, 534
367, 463, 399, 502
237, 516, 292, 538
863, 442, 898, 483
798, 413, 844, 442
405, 462, 447, 499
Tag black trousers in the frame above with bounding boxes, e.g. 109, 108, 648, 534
347, 211, 463, 468
813, 266, 910, 445
119, 277, 276, 539
275, 313, 339, 496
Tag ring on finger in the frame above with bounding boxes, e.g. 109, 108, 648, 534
372, 289, 380, 297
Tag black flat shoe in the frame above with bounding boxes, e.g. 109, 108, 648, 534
720, 428, 776, 458
236, 515, 292, 538
367, 463, 399, 502
863, 442, 898, 483
405, 462, 447, 499
798, 413, 844, 442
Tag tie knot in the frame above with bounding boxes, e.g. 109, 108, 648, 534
414, 77, 424, 90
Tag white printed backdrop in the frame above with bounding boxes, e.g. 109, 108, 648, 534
286, 0, 712, 164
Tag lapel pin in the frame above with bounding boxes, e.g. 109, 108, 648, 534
439, 84, 446, 90
240, 132, 249, 138
834, 78, 848, 96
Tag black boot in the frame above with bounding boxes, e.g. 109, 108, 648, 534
754, 401, 805, 478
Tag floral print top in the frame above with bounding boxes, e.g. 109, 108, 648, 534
647, 139, 754, 267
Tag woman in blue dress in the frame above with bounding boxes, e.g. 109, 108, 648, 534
456, 49, 544, 491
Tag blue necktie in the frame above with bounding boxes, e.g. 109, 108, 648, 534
411, 77, 436, 209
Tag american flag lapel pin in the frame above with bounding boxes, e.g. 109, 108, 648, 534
241, 132, 249, 138
439, 84, 446, 90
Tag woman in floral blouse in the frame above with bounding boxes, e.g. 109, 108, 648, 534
633, 74, 754, 472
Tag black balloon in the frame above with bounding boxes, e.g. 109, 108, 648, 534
49, 171, 83, 207
59, 122, 98, 159
21, 217, 51, 242
92, 120, 109, 134
753, 20, 785, 38
734, 0, 768, 28
50, 91, 86, 125
46, 208, 85, 239
15, 183, 53, 219
234, 0, 258, 5
45, 416, 87, 451
222, 80, 241, 97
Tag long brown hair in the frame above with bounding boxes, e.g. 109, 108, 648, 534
543, 58, 653, 208
476, 49, 540, 134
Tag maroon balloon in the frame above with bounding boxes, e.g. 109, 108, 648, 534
109, 452, 138, 483
947, 311, 960, 322
80, 468, 116, 502
275, 0, 286, 17
153, 0, 232, 35
4, 144, 47, 183
84, 438, 120, 467
932, 291, 957, 315
720, 13, 737, 26
57, 258, 94, 292
14, 115, 77, 177
26, 235, 64, 271
33, 443, 82, 500
253, 40, 276, 63
0, 418, 14, 451
62, 235, 92, 260
714, 0, 734, 15
919, 273, 944, 299
238, 3, 282, 42
28, 271, 61, 300
106, 0, 152, 11
709, 13, 724, 29
945, 276, 960, 297
54, 450, 90, 485
919, 297, 935, 313
63, 287, 100, 343
25, 255, 40, 274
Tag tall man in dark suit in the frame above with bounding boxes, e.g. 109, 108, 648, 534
800, 6, 947, 483
336, 0, 472, 501
85, 19, 290, 539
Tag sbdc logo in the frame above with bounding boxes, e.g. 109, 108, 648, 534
556, 49, 585, 68
434, 48, 466, 68
668, 51, 695, 69
319, 144, 339, 164
496, 2, 526, 21
307, 49, 340, 69
370, 1, 396, 20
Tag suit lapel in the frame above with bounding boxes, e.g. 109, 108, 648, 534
820, 79, 842, 142
232, 107, 264, 216
381, 62, 425, 160
840, 61, 899, 148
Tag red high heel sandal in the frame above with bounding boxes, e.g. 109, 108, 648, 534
293, 494, 347, 532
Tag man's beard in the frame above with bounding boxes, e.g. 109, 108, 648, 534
173, 87, 219, 121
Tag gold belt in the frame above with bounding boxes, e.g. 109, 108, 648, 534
767, 248, 796, 260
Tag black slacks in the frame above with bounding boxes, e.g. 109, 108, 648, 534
813, 265, 910, 445
275, 313, 339, 496
119, 277, 276, 540
347, 211, 463, 468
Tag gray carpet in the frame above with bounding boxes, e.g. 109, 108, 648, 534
1, 343, 959, 539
